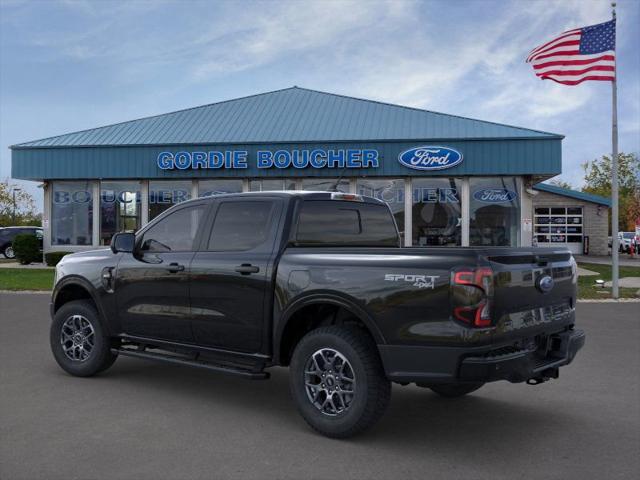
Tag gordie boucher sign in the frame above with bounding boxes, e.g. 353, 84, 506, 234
156, 146, 464, 171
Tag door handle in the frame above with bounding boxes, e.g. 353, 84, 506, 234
235, 264, 260, 275
166, 262, 185, 273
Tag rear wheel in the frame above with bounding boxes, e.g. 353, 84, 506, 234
50, 300, 117, 377
289, 325, 391, 438
3, 244, 15, 259
429, 382, 484, 398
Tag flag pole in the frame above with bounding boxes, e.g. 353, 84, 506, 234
611, 1, 620, 298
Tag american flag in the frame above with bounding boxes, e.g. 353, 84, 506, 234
526, 19, 616, 85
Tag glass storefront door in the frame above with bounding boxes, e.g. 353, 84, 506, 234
469, 177, 520, 247
412, 178, 462, 246
100, 181, 141, 245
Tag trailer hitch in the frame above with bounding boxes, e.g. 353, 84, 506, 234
526, 367, 559, 385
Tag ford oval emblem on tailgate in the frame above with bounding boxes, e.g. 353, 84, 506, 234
398, 146, 463, 171
536, 274, 555, 294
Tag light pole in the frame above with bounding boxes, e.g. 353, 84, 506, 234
12, 187, 22, 224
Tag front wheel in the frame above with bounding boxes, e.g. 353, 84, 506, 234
50, 300, 118, 377
429, 382, 484, 398
289, 325, 391, 438
3, 245, 15, 259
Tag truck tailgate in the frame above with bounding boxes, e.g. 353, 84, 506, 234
482, 248, 577, 342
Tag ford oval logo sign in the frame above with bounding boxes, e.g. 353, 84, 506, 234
536, 275, 555, 294
473, 188, 518, 203
398, 146, 463, 171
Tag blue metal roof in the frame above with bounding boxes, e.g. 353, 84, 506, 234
533, 183, 611, 206
12, 87, 561, 148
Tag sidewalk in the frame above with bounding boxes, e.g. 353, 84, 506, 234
0, 262, 53, 269
574, 254, 640, 267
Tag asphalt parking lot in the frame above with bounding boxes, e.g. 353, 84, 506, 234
1, 294, 638, 480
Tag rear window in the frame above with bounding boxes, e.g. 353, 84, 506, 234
295, 200, 399, 247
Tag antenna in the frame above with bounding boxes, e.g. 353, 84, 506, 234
329, 165, 349, 192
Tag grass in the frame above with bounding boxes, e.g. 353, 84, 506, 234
577, 262, 640, 299
0, 268, 55, 291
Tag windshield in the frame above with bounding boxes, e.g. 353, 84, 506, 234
622, 233, 634, 239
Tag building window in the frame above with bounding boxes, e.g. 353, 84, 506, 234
100, 181, 141, 245
250, 179, 296, 191
412, 178, 462, 246
301, 178, 349, 192
469, 177, 520, 247
149, 180, 193, 220
356, 178, 405, 239
51, 182, 93, 246
199, 179, 243, 197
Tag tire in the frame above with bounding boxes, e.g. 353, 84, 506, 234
3, 244, 15, 259
289, 325, 391, 438
50, 300, 118, 377
429, 382, 484, 398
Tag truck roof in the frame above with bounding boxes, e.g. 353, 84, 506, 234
187, 190, 386, 205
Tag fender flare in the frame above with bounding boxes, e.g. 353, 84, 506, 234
273, 291, 386, 365
52, 276, 112, 335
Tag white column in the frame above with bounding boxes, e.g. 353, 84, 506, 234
242, 179, 250, 192
140, 180, 149, 227
43, 182, 52, 253
404, 178, 412, 246
92, 181, 100, 246
461, 178, 470, 247
519, 177, 532, 247
191, 179, 198, 199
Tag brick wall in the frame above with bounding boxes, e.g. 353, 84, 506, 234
532, 191, 609, 256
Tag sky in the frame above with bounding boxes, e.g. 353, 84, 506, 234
1, 0, 639, 211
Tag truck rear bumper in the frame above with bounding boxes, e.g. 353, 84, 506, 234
378, 328, 585, 384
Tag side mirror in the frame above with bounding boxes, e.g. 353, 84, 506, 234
110, 232, 136, 254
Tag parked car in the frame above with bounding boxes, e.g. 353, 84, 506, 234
49, 192, 584, 438
0, 226, 43, 259
619, 232, 636, 252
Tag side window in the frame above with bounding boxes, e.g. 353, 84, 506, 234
295, 201, 399, 246
140, 205, 205, 253
207, 201, 275, 252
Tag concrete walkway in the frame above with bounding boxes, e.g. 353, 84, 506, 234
574, 255, 640, 267
0, 262, 53, 269
604, 277, 640, 289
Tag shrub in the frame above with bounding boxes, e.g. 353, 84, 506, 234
12, 234, 41, 265
44, 251, 72, 266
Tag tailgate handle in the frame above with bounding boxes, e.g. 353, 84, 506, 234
534, 255, 549, 266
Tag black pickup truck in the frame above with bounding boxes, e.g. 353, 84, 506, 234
50, 191, 584, 437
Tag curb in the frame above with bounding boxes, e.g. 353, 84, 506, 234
0, 290, 51, 295
577, 298, 640, 303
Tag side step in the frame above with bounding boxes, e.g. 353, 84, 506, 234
112, 347, 269, 380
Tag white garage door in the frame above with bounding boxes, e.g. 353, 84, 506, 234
534, 206, 583, 254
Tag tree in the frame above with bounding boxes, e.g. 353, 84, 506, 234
0, 180, 41, 227
547, 177, 573, 190
582, 152, 640, 232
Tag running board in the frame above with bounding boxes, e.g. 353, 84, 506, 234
112, 348, 269, 380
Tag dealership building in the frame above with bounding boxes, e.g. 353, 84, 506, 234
10, 87, 611, 255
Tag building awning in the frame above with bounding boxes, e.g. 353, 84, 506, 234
533, 183, 611, 207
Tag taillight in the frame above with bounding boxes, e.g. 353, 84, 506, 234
451, 267, 494, 328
